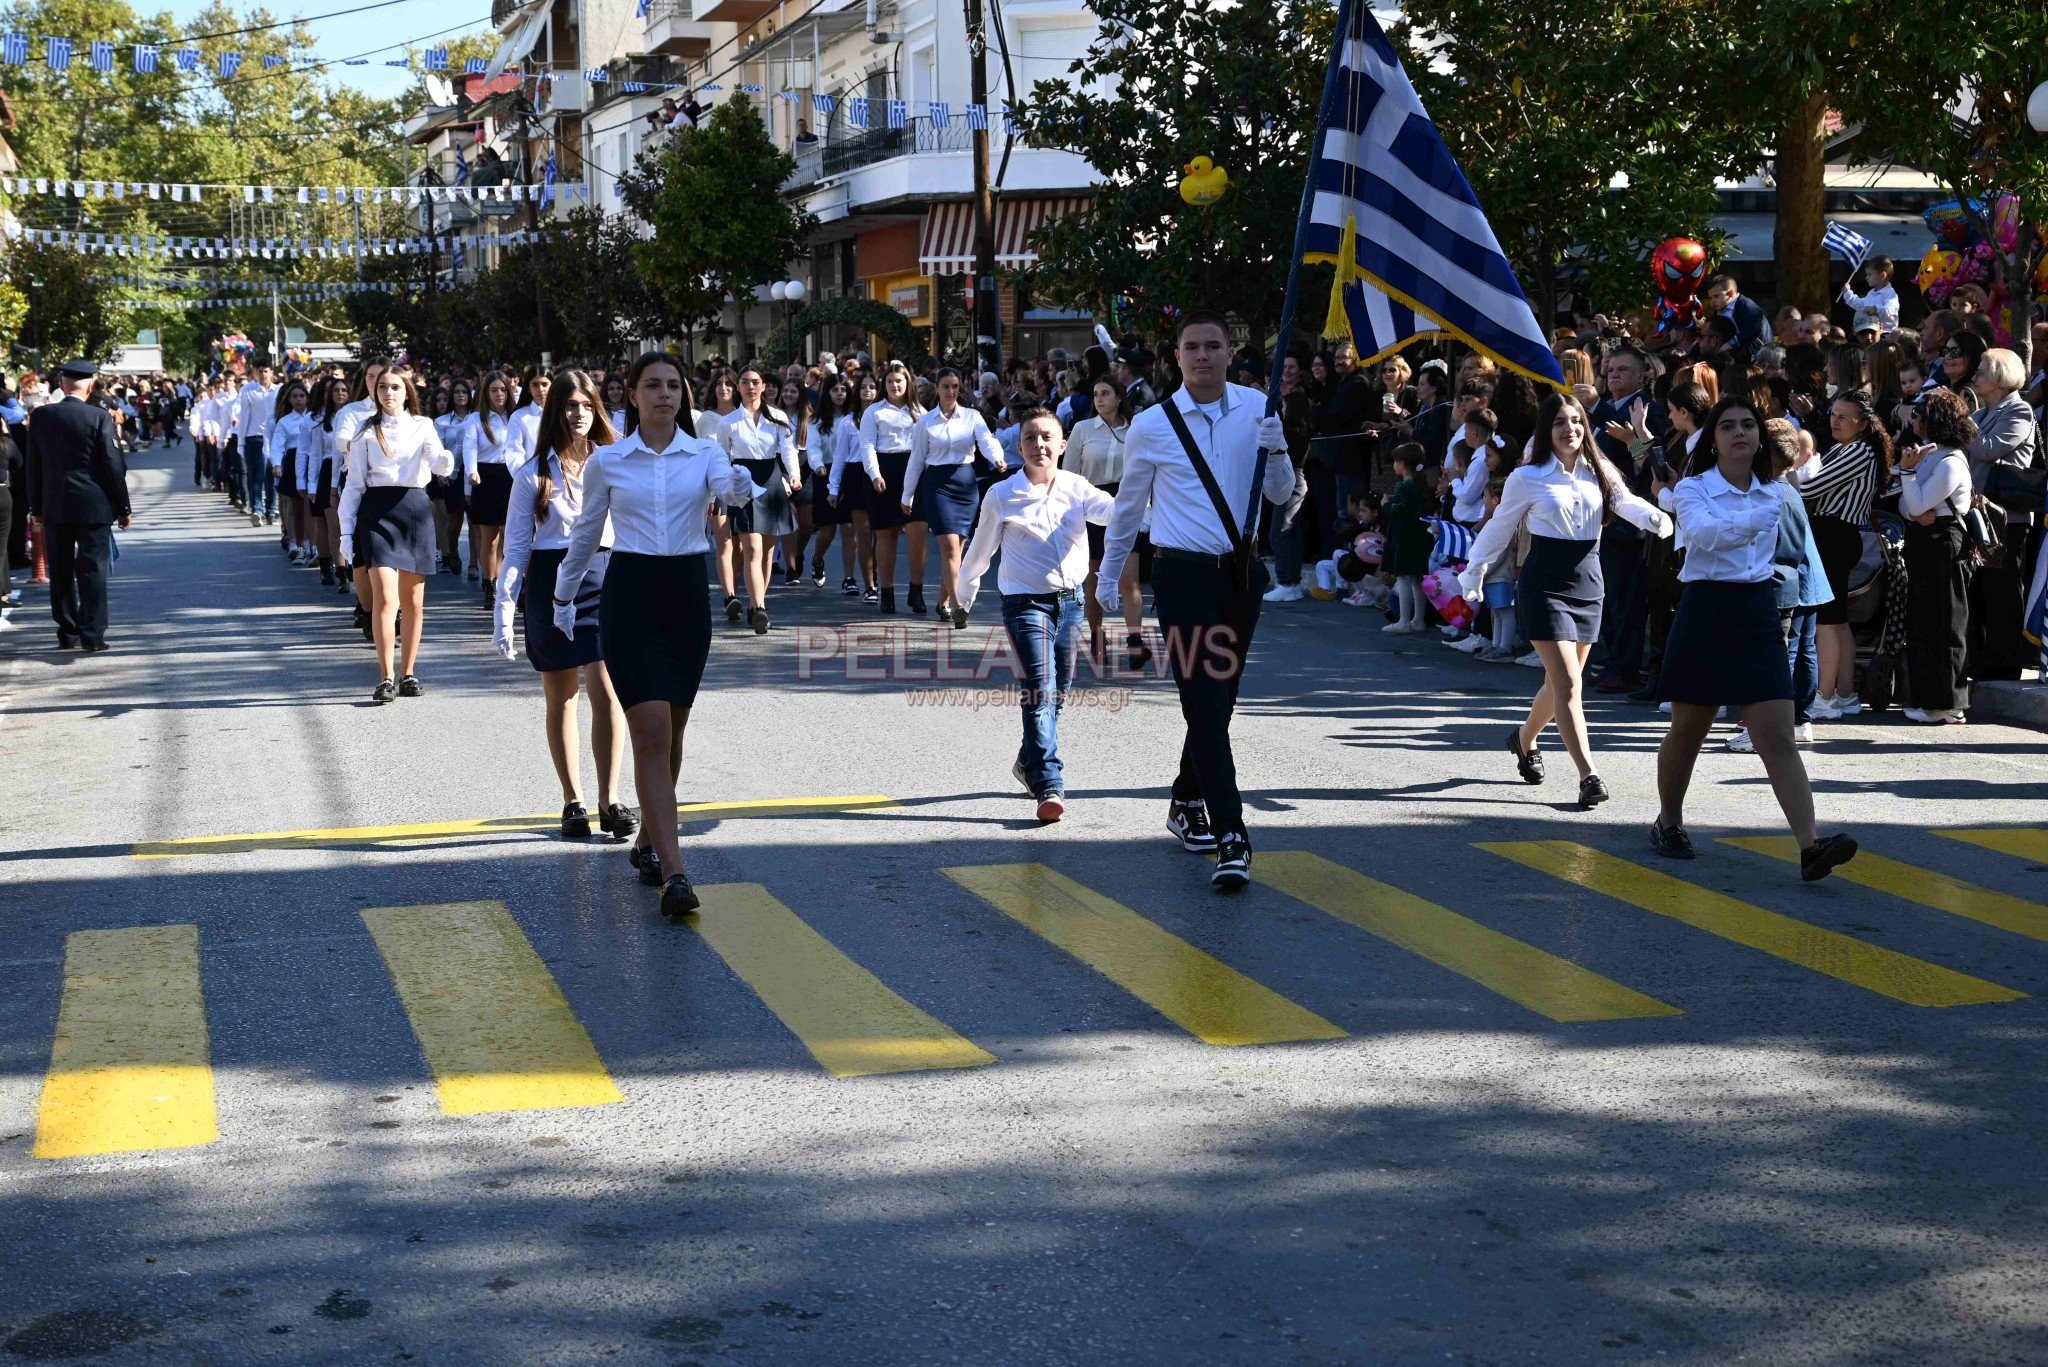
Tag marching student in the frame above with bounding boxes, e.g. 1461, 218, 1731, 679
1097, 312, 1298, 892
236, 365, 279, 528
1458, 392, 1672, 808
306, 375, 352, 587
192, 379, 221, 489
776, 377, 817, 587
509, 367, 552, 463
807, 374, 858, 593
336, 369, 456, 704
552, 352, 759, 919
464, 370, 523, 597
956, 406, 1116, 822
332, 362, 388, 620
903, 367, 1008, 628
703, 370, 743, 616
715, 363, 802, 634
1650, 396, 1858, 879
495, 369, 638, 845
830, 371, 885, 602
856, 360, 924, 613
1065, 376, 1145, 665
432, 378, 474, 576
268, 380, 314, 564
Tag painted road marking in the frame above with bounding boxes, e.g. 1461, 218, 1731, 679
1479, 842, 2024, 1008
1725, 837, 2048, 943
361, 901, 625, 1115
1259, 851, 1681, 1022
132, 795, 899, 858
34, 925, 218, 1160
690, 884, 996, 1078
942, 864, 1346, 1046
1939, 828, 2048, 865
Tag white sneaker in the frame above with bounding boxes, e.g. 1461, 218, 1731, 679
1725, 728, 1755, 753
1809, 696, 1842, 720
1262, 583, 1305, 603
1381, 620, 1412, 634
1517, 651, 1545, 668
1659, 700, 1672, 713
1438, 624, 1464, 637
1449, 634, 1489, 653
1835, 694, 1863, 716
1794, 722, 1813, 745
1902, 707, 1955, 725
0, 615, 15, 632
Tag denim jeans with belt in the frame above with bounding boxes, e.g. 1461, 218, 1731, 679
243, 436, 275, 518
1002, 588, 1083, 797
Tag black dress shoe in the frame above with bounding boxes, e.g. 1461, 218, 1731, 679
1801, 833, 1858, 882
637, 849, 664, 886
561, 801, 592, 838
1507, 730, 1544, 784
397, 674, 424, 697
879, 587, 896, 614
660, 872, 700, 918
950, 604, 969, 629
600, 803, 639, 841
1649, 819, 1696, 859
371, 678, 396, 704
907, 584, 927, 614
1578, 773, 1611, 808
724, 595, 743, 623
56, 636, 80, 650
81, 640, 109, 653
1127, 633, 1152, 671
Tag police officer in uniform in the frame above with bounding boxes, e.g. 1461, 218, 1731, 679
26, 360, 130, 652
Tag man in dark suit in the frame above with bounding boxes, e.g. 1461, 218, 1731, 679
1702, 275, 1771, 366
26, 360, 130, 652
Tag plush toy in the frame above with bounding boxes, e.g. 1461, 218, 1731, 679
1916, 246, 1963, 304
1178, 157, 1230, 206
1649, 237, 1709, 333
1421, 568, 1474, 631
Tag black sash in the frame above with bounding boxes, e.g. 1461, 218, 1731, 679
1161, 399, 1269, 594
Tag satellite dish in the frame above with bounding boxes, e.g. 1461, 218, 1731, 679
424, 73, 455, 107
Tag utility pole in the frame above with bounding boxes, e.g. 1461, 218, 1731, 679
964, 0, 1000, 375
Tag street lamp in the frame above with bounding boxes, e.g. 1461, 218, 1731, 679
2029, 81, 2048, 134
769, 278, 807, 362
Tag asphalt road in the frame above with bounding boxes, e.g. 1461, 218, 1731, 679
2, 438, 2046, 1365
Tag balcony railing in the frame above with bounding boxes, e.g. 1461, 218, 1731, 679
643, 0, 692, 20
783, 116, 978, 190
589, 54, 692, 109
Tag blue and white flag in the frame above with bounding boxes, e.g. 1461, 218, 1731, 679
46, 36, 71, 69
885, 99, 906, 129
738, 82, 762, 92
88, 40, 113, 71
1822, 220, 1873, 267
1424, 517, 1474, 563
1, 33, 25, 64
132, 43, 157, 73
964, 103, 987, 131
541, 151, 556, 209
425, 47, 447, 71
928, 101, 950, 128
466, 58, 487, 75
264, 55, 286, 68
635, 0, 651, 15
1302, 2, 1563, 388
586, 67, 607, 82
812, 92, 835, 116
846, 95, 869, 128
219, 50, 241, 77
177, 47, 199, 71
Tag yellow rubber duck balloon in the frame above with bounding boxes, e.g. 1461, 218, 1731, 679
1179, 156, 1230, 207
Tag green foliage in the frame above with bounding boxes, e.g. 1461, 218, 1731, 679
1011, 0, 1336, 343
1398, 0, 1761, 324
622, 99, 818, 340
758, 296, 929, 370
8, 242, 117, 361
0, 280, 28, 351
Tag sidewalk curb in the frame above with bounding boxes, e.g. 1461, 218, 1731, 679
1969, 680, 2048, 732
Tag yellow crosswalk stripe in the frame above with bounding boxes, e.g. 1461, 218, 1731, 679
689, 884, 996, 1078
361, 901, 625, 1114
1259, 851, 1681, 1022
1479, 842, 2024, 1008
34, 925, 218, 1160
131, 795, 899, 858
942, 863, 1346, 1046
1939, 828, 2048, 864
1724, 837, 2048, 942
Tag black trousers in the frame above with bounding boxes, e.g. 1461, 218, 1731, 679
1903, 517, 1969, 712
46, 521, 113, 646
1597, 535, 1648, 680
0, 483, 11, 594
1966, 545, 2028, 682
1150, 553, 1265, 838
5, 464, 25, 568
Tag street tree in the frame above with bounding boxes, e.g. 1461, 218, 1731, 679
623, 100, 817, 354
1012, 0, 1334, 345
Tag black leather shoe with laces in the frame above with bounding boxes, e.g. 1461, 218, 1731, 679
1649, 819, 1695, 859
1800, 833, 1858, 882
397, 675, 424, 698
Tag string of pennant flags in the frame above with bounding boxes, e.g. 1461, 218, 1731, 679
113, 283, 404, 310
104, 274, 391, 290
0, 37, 480, 78
8, 223, 559, 259
0, 176, 589, 206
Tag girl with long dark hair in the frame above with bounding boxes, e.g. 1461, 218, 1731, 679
808, 374, 857, 592
1458, 392, 1672, 807
1897, 389, 1979, 724
902, 366, 1007, 627
433, 378, 474, 576
1065, 376, 1141, 662
1650, 396, 1857, 878
715, 363, 802, 634
777, 376, 816, 587
496, 369, 637, 843
551, 352, 757, 917
704, 370, 743, 616
464, 370, 521, 596
270, 379, 313, 567
856, 360, 925, 613
829, 371, 884, 602
308, 375, 351, 588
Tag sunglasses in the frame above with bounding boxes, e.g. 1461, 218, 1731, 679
1940, 344, 1965, 358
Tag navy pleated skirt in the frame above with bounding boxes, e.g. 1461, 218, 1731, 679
523, 546, 605, 673
813, 467, 850, 526
728, 456, 798, 537
1657, 579, 1791, 705
600, 552, 712, 710
354, 485, 435, 575
870, 451, 913, 531
915, 461, 980, 538
1516, 535, 1602, 642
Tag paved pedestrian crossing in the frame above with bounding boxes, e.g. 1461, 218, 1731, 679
24, 831, 2048, 1160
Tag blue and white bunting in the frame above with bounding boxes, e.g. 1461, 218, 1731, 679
219, 50, 241, 77
812, 92, 836, 116
885, 98, 906, 129
846, 95, 869, 128
964, 103, 986, 131
1301, 2, 1563, 388
177, 47, 199, 71
46, 36, 71, 69
88, 40, 113, 71
425, 47, 447, 71
466, 58, 488, 75
132, 43, 156, 73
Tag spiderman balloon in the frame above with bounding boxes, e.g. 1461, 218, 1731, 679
1650, 237, 1710, 333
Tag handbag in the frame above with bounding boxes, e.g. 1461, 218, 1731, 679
1162, 398, 1270, 595
1951, 487, 2005, 568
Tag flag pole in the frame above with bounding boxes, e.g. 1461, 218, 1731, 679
1265, 0, 1357, 421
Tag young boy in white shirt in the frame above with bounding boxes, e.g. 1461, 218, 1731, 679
1840, 256, 1899, 335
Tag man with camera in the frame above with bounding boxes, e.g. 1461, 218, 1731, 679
1097, 312, 1296, 893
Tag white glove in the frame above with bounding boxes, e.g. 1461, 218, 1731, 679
551, 599, 577, 639
1096, 581, 1121, 615
1255, 416, 1287, 452
492, 605, 517, 660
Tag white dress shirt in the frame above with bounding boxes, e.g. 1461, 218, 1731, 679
1099, 383, 1297, 591
236, 382, 277, 444
510, 404, 545, 464
463, 410, 524, 479
332, 397, 379, 451
338, 414, 456, 545
1670, 467, 1783, 584
1450, 444, 1494, 522
295, 414, 333, 492
956, 469, 1119, 613
829, 415, 877, 495
905, 405, 1004, 505
857, 400, 920, 465
433, 410, 471, 458
270, 410, 310, 475
195, 395, 226, 442
716, 406, 800, 487
500, 450, 615, 616
1065, 415, 1128, 488
1458, 453, 1672, 596
553, 426, 758, 603
805, 420, 833, 473
1899, 448, 1970, 521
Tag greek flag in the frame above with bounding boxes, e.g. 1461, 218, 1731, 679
1822, 220, 1873, 267
929, 101, 950, 128
1424, 518, 1474, 563
885, 99, 906, 129
846, 95, 869, 128
812, 92, 836, 116
1, 33, 25, 64
964, 103, 987, 131
133, 43, 157, 73
425, 47, 447, 71
177, 47, 199, 71
636, 0, 651, 14
264, 55, 286, 68
1302, 1, 1562, 388
46, 36, 71, 69
88, 40, 113, 71
219, 50, 241, 77
466, 58, 487, 75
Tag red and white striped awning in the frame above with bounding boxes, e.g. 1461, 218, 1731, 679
918, 197, 1090, 277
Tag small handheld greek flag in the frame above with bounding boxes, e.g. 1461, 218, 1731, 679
1822, 221, 1873, 267
1424, 518, 1475, 563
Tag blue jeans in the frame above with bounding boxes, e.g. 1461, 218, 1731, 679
1786, 606, 1819, 724
1002, 589, 1083, 797
244, 437, 275, 518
